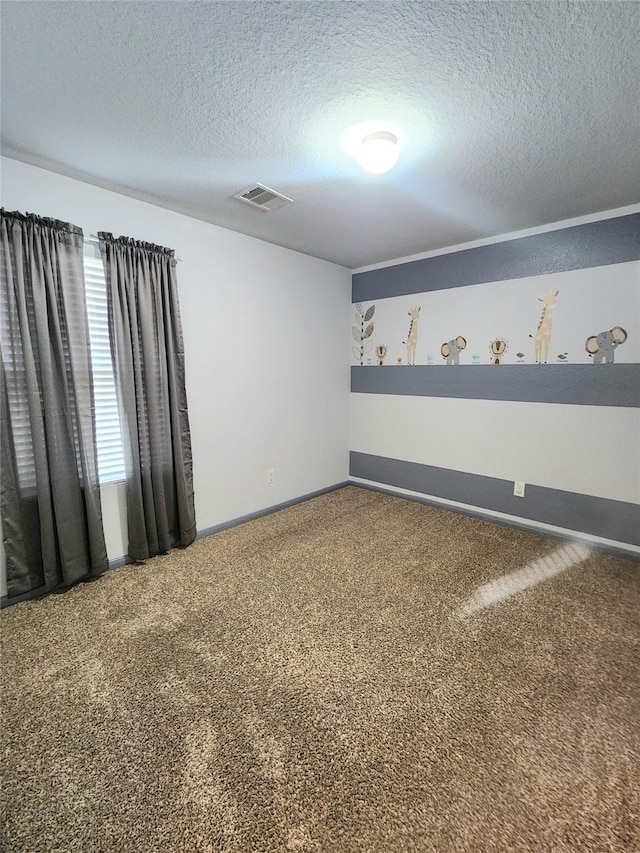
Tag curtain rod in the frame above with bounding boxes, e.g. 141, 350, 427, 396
85, 234, 183, 262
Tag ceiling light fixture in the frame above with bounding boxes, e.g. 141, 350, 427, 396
357, 130, 399, 174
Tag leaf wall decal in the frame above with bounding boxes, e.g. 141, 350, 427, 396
354, 311, 362, 322
363, 322, 374, 339
356, 303, 363, 314
352, 327, 361, 341
352, 346, 361, 360
364, 305, 375, 321
363, 340, 373, 354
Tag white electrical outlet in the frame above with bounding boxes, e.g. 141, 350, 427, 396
514, 481, 525, 498
266, 469, 275, 485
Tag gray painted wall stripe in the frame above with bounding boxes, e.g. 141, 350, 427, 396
349, 451, 640, 547
351, 364, 640, 407
352, 213, 640, 302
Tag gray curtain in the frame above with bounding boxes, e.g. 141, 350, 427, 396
0, 210, 108, 598
98, 233, 196, 561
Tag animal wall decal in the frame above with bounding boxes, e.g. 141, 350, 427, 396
403, 306, 421, 365
489, 339, 508, 364
441, 336, 467, 365
376, 344, 388, 365
530, 289, 559, 363
352, 302, 375, 364
585, 326, 627, 364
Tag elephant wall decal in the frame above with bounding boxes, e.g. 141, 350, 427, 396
585, 326, 627, 364
441, 336, 467, 365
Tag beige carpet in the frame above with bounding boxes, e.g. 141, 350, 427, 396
1, 486, 638, 852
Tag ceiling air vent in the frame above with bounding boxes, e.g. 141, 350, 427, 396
233, 183, 293, 212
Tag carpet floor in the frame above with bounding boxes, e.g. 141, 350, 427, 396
1, 486, 638, 852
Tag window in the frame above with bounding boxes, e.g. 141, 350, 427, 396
84, 247, 126, 483
1, 239, 125, 491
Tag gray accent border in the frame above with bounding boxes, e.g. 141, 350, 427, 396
352, 213, 640, 302
351, 364, 640, 407
195, 482, 349, 540
1, 482, 349, 609
350, 451, 640, 549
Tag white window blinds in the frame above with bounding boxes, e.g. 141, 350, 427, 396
84, 249, 126, 483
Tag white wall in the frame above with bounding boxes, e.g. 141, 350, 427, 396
350, 395, 640, 503
1, 156, 351, 592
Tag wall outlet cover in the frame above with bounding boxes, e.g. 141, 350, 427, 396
514, 481, 526, 497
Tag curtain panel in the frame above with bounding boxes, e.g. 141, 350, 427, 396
0, 210, 108, 598
98, 233, 196, 561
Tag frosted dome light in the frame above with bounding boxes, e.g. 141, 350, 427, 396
357, 131, 399, 174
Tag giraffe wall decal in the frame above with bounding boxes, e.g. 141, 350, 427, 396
403, 306, 421, 365
531, 289, 559, 363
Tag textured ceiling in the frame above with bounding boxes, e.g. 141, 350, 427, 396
2, 1, 639, 268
